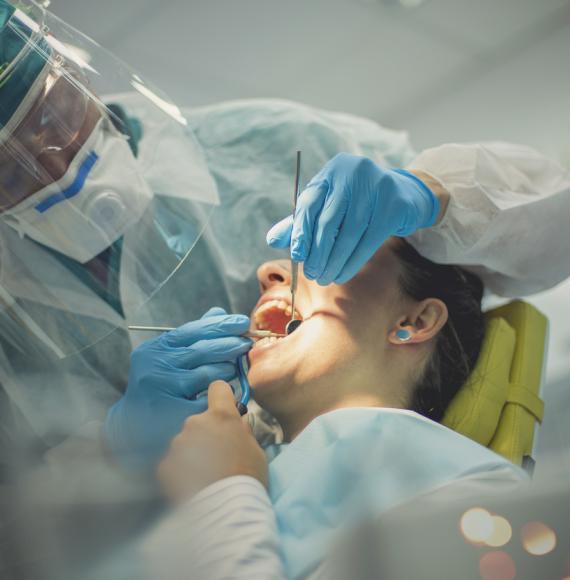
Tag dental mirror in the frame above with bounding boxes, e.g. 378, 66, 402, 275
286, 319, 302, 334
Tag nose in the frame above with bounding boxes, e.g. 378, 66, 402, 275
257, 260, 291, 293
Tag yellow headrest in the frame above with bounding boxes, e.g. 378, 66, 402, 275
442, 300, 548, 466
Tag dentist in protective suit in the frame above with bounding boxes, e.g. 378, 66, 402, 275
1, 1, 570, 579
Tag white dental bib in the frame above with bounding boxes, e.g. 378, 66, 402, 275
265, 407, 527, 579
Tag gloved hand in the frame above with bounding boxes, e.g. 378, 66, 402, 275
104, 307, 252, 471
267, 153, 439, 285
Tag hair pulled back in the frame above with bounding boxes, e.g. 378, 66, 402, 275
394, 240, 485, 422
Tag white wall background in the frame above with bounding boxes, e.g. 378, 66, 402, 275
49, 0, 570, 470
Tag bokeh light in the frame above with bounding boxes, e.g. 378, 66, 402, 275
479, 551, 516, 580
460, 507, 494, 544
485, 516, 513, 548
521, 521, 557, 556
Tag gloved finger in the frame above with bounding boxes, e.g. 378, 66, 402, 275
201, 306, 228, 318
208, 380, 240, 417
170, 362, 237, 398
266, 215, 293, 249
318, 191, 375, 285
290, 181, 328, 262
303, 185, 351, 281
334, 228, 390, 285
178, 336, 253, 368
166, 314, 250, 347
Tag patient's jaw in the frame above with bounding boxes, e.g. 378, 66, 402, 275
248, 238, 448, 441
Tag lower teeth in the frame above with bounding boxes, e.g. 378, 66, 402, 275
254, 336, 283, 348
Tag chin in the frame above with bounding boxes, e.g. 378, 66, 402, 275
247, 359, 290, 405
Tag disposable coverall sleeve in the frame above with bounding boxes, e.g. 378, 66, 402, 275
142, 476, 285, 580
406, 142, 570, 296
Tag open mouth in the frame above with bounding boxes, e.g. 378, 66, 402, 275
251, 296, 303, 352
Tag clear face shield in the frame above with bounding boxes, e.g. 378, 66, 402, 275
0, 1, 218, 356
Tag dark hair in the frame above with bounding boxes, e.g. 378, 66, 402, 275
393, 239, 485, 423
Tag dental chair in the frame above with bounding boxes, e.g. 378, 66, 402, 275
442, 299, 549, 473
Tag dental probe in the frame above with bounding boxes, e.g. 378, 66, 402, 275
128, 326, 286, 338
286, 151, 303, 336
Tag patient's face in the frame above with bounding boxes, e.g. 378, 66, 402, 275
248, 238, 405, 413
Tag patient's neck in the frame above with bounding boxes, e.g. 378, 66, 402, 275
262, 346, 415, 443
276, 390, 404, 443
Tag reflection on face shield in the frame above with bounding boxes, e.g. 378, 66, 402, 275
2, 115, 154, 263
0, 61, 91, 205
0, 35, 154, 264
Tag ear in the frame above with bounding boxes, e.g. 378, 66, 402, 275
388, 298, 448, 346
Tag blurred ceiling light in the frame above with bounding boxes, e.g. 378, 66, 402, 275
397, 0, 426, 7
479, 551, 516, 580
485, 516, 513, 548
460, 507, 494, 544
359, 0, 427, 8
521, 521, 557, 556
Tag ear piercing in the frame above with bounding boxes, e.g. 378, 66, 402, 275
396, 329, 412, 342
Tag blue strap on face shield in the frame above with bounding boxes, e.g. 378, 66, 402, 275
34, 151, 99, 213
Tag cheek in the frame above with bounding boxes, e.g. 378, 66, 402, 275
247, 316, 358, 395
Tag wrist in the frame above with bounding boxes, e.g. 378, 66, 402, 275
391, 168, 440, 232
408, 169, 450, 226
103, 400, 146, 473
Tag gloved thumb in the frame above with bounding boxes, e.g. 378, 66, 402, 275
266, 214, 293, 249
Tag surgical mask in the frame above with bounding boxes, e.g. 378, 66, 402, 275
2, 115, 154, 263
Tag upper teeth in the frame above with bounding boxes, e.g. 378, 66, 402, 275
253, 299, 301, 329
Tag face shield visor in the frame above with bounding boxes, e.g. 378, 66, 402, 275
0, 1, 219, 356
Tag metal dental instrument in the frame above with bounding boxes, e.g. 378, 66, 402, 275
286, 150, 303, 336
128, 326, 286, 338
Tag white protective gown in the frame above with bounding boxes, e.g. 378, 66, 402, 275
2, 98, 570, 580
143, 409, 528, 580
407, 142, 570, 296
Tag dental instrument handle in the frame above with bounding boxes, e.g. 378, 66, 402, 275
288, 151, 302, 332
245, 330, 287, 338
128, 325, 286, 338
236, 354, 251, 416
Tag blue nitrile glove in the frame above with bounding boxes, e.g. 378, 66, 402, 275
267, 153, 439, 285
104, 307, 252, 471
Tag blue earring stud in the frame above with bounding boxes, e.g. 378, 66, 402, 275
396, 329, 412, 342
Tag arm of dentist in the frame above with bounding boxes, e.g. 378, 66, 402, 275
268, 145, 570, 297
143, 381, 285, 580
406, 142, 570, 296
